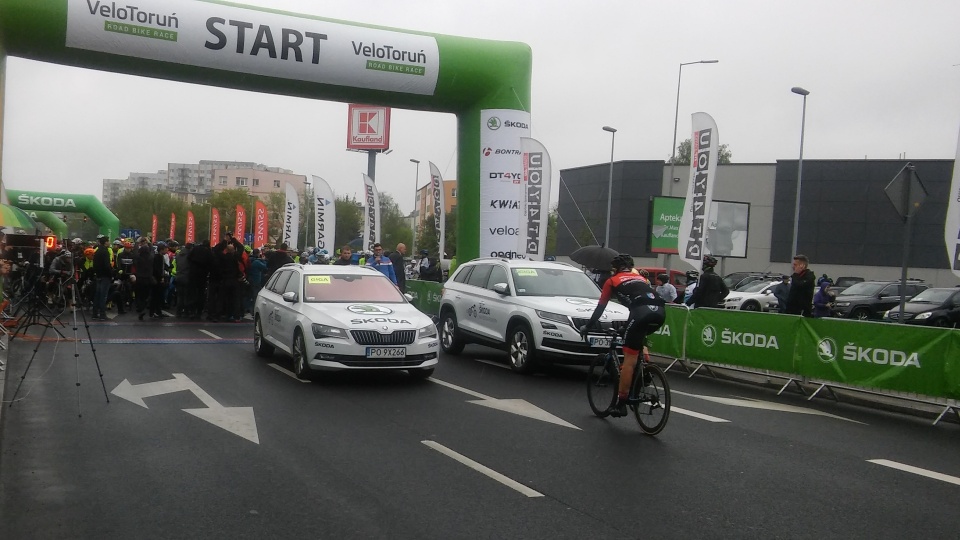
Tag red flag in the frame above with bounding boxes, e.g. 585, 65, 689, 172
186, 211, 196, 243
211, 208, 221, 245
151, 214, 158, 242
235, 204, 246, 242
169, 213, 176, 240
254, 200, 268, 249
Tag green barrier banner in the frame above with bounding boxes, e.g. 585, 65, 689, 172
946, 331, 960, 400
406, 280, 443, 317
684, 309, 800, 372
647, 304, 688, 358
797, 318, 956, 398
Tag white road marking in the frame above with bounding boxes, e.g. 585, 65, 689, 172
671, 406, 730, 423
474, 359, 510, 370
422, 440, 544, 498
672, 390, 865, 424
428, 377, 579, 429
868, 459, 960, 486
163, 310, 175, 317
267, 363, 311, 383
428, 377, 494, 400
199, 329, 222, 339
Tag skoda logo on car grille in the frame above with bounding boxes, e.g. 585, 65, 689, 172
817, 337, 838, 363
347, 304, 393, 315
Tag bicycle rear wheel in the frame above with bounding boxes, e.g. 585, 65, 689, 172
632, 363, 670, 435
586, 353, 618, 417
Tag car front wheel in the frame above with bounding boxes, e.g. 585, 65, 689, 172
254, 316, 274, 357
507, 322, 538, 374
741, 301, 760, 311
440, 310, 465, 354
292, 330, 312, 380
851, 308, 871, 320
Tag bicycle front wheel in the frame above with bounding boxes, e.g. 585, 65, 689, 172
586, 353, 618, 417
632, 363, 670, 435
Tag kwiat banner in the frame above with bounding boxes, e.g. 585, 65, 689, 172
185, 211, 196, 244
254, 200, 268, 249
362, 174, 381, 250
169, 212, 176, 240
521, 137, 551, 260
151, 214, 158, 242
211, 208, 221, 246
944, 125, 960, 278
283, 182, 300, 250
480, 109, 531, 259
427, 162, 446, 257
312, 175, 336, 252
235, 204, 246, 241
677, 112, 720, 271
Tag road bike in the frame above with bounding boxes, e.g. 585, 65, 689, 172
585, 327, 671, 435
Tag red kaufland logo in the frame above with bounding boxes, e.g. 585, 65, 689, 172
347, 104, 391, 150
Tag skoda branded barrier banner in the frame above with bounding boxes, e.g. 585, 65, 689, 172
649, 196, 684, 254
283, 183, 299, 250
361, 174, 380, 250
480, 109, 531, 259
253, 200, 268, 249
520, 137, 551, 261
944, 125, 960, 277
406, 279, 443, 316
677, 112, 720, 271
427, 162, 446, 257
684, 308, 798, 373
312, 175, 335, 252
645, 304, 688, 359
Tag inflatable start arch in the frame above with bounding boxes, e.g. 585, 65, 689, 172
8, 189, 120, 238
0, 0, 534, 262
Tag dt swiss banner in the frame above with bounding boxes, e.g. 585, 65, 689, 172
185, 211, 196, 244
361, 174, 381, 250
151, 214, 158, 242
520, 137, 551, 261
169, 213, 176, 240
235, 204, 246, 241
283, 183, 300, 250
211, 208, 221, 246
944, 126, 960, 278
254, 200, 268, 249
677, 112, 720, 272
427, 162, 446, 257
312, 175, 336, 252
480, 109, 530, 259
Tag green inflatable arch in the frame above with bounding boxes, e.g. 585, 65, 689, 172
25, 210, 68, 238
0, 0, 533, 262
8, 189, 120, 239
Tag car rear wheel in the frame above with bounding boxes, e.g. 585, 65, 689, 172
507, 322, 538, 374
440, 310, 465, 355
254, 316, 274, 357
932, 318, 950, 328
851, 308, 871, 320
741, 301, 760, 311
292, 330, 312, 380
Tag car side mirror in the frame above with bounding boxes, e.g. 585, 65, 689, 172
492, 282, 510, 295
282, 291, 298, 303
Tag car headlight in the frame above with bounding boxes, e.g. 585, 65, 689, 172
915, 312, 932, 320
835, 302, 850, 307
536, 310, 570, 325
726, 297, 741, 303
882, 310, 890, 319
418, 324, 438, 339
312, 323, 347, 339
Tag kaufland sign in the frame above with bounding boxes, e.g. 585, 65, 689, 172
347, 104, 391, 150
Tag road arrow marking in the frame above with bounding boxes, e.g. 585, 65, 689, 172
111, 373, 260, 444
429, 377, 580, 430
672, 390, 865, 424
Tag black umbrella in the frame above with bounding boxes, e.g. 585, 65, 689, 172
569, 245, 618, 270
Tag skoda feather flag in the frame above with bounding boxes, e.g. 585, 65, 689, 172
312, 175, 336, 252
283, 182, 300, 250
427, 162, 446, 257
945, 125, 960, 277
677, 112, 720, 271
521, 137, 551, 261
362, 174, 381, 250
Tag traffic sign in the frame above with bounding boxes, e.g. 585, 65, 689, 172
884, 163, 927, 220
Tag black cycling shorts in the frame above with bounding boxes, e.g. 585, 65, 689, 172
623, 304, 666, 351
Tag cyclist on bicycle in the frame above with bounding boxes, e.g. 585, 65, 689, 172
579, 253, 665, 417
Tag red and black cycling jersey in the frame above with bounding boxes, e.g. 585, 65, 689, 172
586, 271, 665, 327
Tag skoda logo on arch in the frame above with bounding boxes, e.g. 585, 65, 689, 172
817, 337, 838, 363
486, 117, 501, 130
701, 325, 717, 347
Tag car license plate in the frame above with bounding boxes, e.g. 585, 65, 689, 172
366, 347, 406, 358
589, 336, 612, 348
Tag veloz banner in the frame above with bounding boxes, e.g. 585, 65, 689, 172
684, 308, 799, 373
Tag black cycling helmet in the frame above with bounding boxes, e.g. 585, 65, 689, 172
611, 253, 634, 271
702, 255, 718, 269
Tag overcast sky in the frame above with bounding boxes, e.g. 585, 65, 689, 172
2, 0, 959, 215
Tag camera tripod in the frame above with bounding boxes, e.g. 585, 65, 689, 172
8, 275, 109, 415
7, 264, 67, 341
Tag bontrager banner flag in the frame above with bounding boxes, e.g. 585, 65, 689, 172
235, 204, 246, 241
480, 109, 531, 259
944, 126, 960, 278
362, 174, 381, 250
210, 208, 221, 246
520, 137, 551, 260
254, 200, 268, 249
677, 112, 720, 271
427, 162, 446, 257
283, 182, 300, 250
151, 214, 158, 242
312, 175, 336, 252
169, 213, 176, 240
185, 211, 195, 244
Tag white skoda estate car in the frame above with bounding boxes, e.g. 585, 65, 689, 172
254, 264, 439, 379
438, 258, 629, 373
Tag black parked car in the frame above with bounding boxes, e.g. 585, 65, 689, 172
881, 287, 960, 327
830, 276, 865, 295
832, 280, 928, 320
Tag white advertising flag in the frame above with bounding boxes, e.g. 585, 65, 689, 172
945, 126, 960, 278
312, 175, 336, 253
480, 109, 530, 259
283, 182, 300, 250
427, 162, 446, 257
520, 137, 552, 260
361, 174, 381, 250
677, 112, 720, 271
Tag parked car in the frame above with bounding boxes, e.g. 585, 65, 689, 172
254, 264, 440, 379
721, 280, 781, 311
637, 266, 687, 299
723, 271, 781, 291
438, 258, 629, 373
832, 280, 929, 320
881, 287, 960, 327
830, 276, 865, 295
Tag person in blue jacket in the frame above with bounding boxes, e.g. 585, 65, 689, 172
365, 243, 397, 285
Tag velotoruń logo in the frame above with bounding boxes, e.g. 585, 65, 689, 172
701, 325, 717, 347
486, 117, 501, 130
347, 304, 393, 315
817, 337, 838, 363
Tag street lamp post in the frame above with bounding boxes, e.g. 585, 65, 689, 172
602, 126, 617, 248
790, 86, 810, 258
303, 178, 311, 250
410, 159, 420, 256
